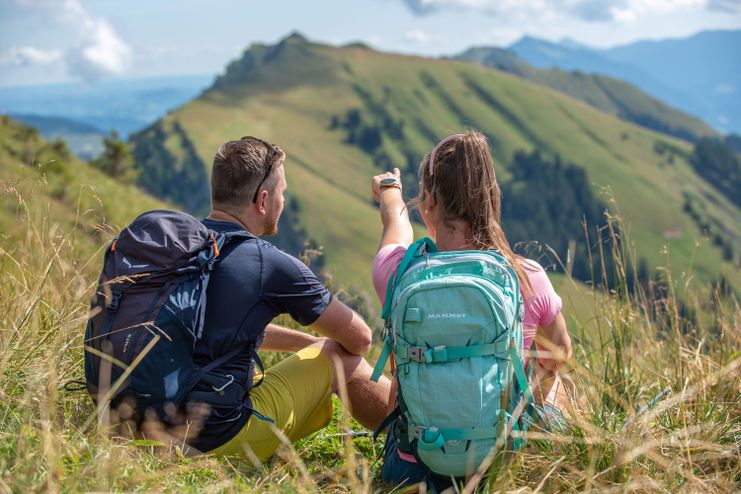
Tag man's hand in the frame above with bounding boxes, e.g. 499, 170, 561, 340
310, 298, 372, 355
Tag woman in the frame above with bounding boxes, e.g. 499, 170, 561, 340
370, 131, 574, 488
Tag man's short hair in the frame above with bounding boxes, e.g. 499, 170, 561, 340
210, 137, 283, 210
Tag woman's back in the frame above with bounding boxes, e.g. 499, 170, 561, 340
372, 245, 562, 355
369, 130, 573, 489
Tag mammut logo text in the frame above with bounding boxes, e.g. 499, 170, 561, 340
122, 256, 149, 269
428, 313, 467, 319
122, 333, 132, 353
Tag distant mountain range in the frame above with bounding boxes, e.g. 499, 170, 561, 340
1, 29, 736, 157
9, 113, 105, 159
0, 74, 213, 138
506, 30, 741, 134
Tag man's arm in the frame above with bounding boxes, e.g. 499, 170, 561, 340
309, 297, 372, 356
260, 323, 321, 353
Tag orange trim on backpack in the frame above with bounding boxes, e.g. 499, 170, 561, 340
211, 234, 220, 257
110, 239, 117, 252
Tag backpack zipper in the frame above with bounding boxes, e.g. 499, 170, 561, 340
400, 253, 512, 286
391, 274, 516, 327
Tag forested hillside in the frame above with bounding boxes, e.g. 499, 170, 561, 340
130, 34, 741, 298
0, 115, 166, 261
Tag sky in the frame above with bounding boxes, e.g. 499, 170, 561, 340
1, 0, 740, 87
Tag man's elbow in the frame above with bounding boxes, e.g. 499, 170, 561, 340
348, 328, 372, 355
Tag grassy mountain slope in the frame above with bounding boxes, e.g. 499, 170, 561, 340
454, 46, 716, 142
131, 35, 741, 298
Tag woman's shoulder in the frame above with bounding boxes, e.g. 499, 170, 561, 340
520, 258, 547, 279
373, 244, 407, 273
371, 243, 408, 303
521, 258, 544, 272
519, 258, 557, 298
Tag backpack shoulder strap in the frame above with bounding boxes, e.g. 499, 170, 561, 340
217, 230, 255, 248
206, 230, 256, 263
380, 237, 437, 320
372, 238, 437, 383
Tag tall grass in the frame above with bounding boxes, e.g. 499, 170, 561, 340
0, 177, 739, 493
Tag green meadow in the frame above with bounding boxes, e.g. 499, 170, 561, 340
1, 110, 739, 492
1, 33, 740, 491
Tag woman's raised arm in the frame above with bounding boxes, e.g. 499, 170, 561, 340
371, 167, 414, 251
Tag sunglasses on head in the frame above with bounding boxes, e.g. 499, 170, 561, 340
241, 136, 281, 203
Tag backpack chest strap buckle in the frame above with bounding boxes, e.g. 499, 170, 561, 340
407, 347, 427, 363
405, 345, 448, 363
404, 341, 510, 364
106, 290, 122, 312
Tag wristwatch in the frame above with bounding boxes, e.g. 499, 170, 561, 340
379, 177, 402, 191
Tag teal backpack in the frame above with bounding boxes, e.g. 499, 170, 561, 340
371, 238, 531, 478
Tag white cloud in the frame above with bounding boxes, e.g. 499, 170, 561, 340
67, 14, 131, 81
708, 0, 741, 12
3, 0, 131, 83
401, 0, 549, 16
618, 0, 708, 16
400, 0, 716, 22
0, 46, 63, 66
404, 28, 431, 43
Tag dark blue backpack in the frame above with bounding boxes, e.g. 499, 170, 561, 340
84, 210, 252, 424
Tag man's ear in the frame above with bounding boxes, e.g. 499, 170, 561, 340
255, 189, 269, 215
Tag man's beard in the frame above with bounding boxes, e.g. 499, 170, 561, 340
263, 213, 280, 236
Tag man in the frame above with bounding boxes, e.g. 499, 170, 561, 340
183, 136, 390, 462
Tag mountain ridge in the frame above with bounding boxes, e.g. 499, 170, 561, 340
130, 34, 741, 298
453, 46, 715, 142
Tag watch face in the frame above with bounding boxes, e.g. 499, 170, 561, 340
380, 178, 397, 185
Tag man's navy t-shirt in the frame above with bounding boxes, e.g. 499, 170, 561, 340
188, 219, 331, 452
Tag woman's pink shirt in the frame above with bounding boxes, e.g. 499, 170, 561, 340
371, 244, 562, 353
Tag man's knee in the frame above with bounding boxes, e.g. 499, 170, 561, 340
312, 338, 365, 389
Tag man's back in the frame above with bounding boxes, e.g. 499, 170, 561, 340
188, 218, 330, 452
167, 135, 387, 462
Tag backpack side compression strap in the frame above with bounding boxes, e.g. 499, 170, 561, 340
370, 335, 392, 383
509, 340, 532, 404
